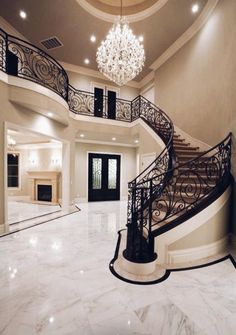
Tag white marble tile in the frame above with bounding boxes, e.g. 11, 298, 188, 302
0, 200, 235, 335
198, 313, 236, 335
168, 287, 231, 332
8, 201, 61, 224
90, 311, 150, 335
135, 298, 201, 335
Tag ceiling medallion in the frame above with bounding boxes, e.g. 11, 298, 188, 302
96, 1, 145, 86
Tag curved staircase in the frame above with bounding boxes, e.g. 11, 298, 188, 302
123, 96, 232, 266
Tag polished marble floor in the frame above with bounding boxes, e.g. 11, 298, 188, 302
0, 201, 235, 335
8, 201, 61, 225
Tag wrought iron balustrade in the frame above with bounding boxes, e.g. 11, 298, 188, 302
68, 85, 95, 116
68, 84, 132, 121
125, 95, 175, 262
0, 29, 6, 72
124, 131, 232, 263
0, 28, 136, 123
0, 28, 68, 100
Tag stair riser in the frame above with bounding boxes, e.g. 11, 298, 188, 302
175, 148, 199, 153
176, 151, 203, 156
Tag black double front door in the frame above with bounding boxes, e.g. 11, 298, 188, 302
94, 87, 117, 119
88, 153, 120, 201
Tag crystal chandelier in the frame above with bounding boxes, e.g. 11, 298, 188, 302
96, 0, 145, 86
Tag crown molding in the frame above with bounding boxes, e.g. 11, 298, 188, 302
150, 0, 219, 71
76, 0, 168, 23
140, 82, 155, 95
59, 61, 140, 89
139, 71, 155, 90
75, 138, 137, 147
0, 16, 29, 41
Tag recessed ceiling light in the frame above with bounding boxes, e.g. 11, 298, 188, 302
49, 317, 54, 324
80, 134, 85, 138
192, 3, 199, 13
47, 112, 53, 117
138, 35, 144, 42
19, 10, 27, 19
134, 139, 139, 143
84, 58, 90, 65
112, 137, 116, 141
90, 35, 96, 43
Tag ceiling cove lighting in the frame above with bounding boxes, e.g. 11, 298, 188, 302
96, 0, 145, 86
192, 3, 199, 13
19, 10, 27, 19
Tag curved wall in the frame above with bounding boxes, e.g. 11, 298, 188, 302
154, 0, 236, 237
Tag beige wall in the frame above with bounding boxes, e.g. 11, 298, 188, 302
68, 71, 139, 100
169, 199, 230, 250
75, 142, 136, 200
154, 0, 236, 236
135, 123, 163, 173
0, 121, 4, 229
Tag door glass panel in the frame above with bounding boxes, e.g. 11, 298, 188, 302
92, 158, 102, 189
108, 159, 117, 189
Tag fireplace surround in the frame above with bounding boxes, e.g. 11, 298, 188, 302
27, 171, 60, 203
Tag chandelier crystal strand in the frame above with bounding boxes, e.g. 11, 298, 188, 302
96, 16, 145, 86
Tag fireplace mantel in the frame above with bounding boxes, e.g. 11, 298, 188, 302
27, 171, 61, 203
27, 171, 61, 179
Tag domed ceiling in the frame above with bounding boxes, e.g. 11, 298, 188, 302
84, 0, 158, 15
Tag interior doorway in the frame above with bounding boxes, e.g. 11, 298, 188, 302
5, 125, 66, 226
88, 153, 120, 201
92, 83, 119, 120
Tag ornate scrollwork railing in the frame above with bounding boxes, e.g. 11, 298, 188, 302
150, 134, 231, 231
115, 98, 132, 122
124, 129, 232, 263
68, 84, 132, 121
0, 27, 134, 122
130, 96, 174, 186
0, 29, 6, 72
124, 96, 175, 262
68, 85, 94, 116
7, 35, 68, 100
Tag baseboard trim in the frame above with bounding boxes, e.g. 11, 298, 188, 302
167, 236, 229, 264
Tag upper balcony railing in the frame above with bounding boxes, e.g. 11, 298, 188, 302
0, 27, 134, 122
68, 84, 132, 122
0, 28, 69, 100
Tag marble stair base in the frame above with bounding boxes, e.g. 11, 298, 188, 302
111, 230, 230, 284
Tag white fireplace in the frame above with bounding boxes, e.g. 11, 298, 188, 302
27, 171, 61, 203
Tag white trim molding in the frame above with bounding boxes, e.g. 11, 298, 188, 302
167, 236, 229, 264
150, 0, 219, 71
0, 16, 29, 41
76, 0, 168, 23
